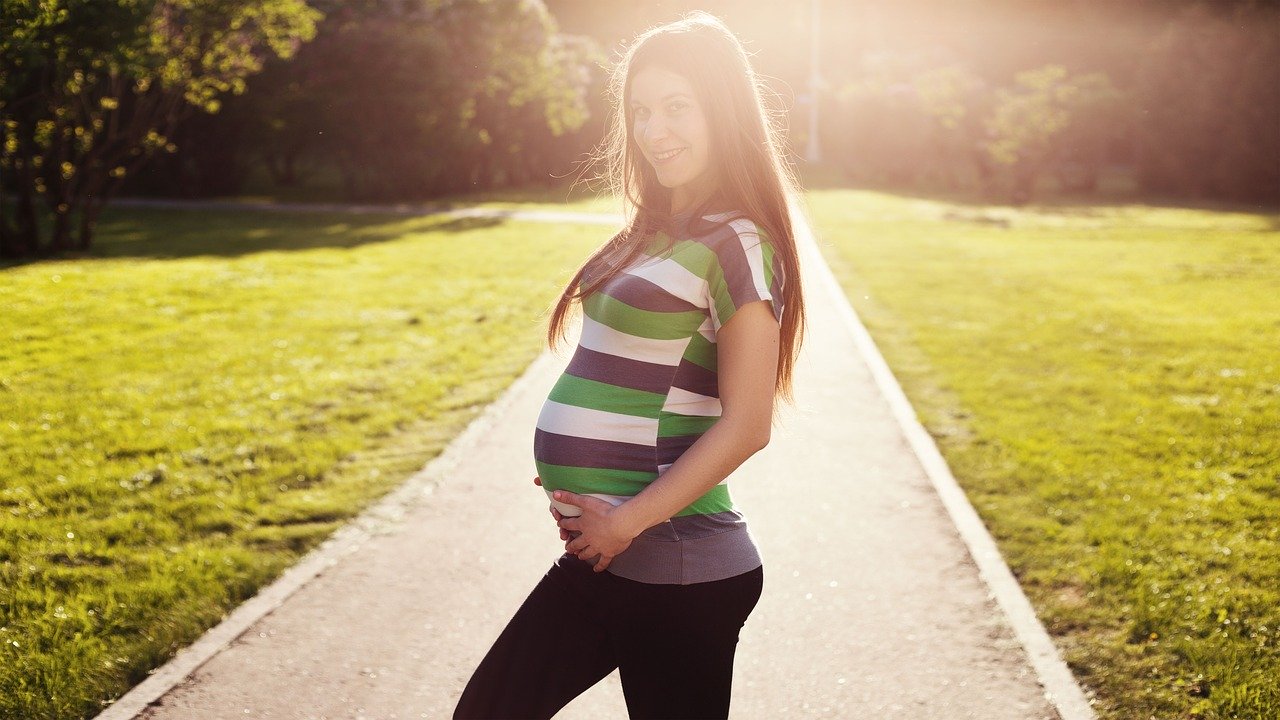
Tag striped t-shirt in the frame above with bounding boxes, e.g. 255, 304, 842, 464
533, 210, 785, 585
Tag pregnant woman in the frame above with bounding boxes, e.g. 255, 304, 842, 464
454, 11, 808, 719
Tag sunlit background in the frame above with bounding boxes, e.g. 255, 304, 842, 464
101, 0, 1280, 211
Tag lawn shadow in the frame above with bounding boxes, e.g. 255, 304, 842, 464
0, 206, 509, 269
801, 169, 1280, 224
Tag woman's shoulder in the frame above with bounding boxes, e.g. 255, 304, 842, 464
687, 210, 768, 249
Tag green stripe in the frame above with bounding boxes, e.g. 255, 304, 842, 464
645, 232, 676, 258
536, 462, 736, 517
673, 484, 734, 516
684, 332, 717, 371
583, 292, 704, 340
658, 413, 718, 437
547, 374, 665, 418
666, 238, 716, 279
534, 462, 656, 495
760, 236, 778, 288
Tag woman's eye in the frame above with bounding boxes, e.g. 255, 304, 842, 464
634, 107, 650, 120
668, 102, 686, 112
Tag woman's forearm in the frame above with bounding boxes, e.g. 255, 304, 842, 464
613, 416, 769, 537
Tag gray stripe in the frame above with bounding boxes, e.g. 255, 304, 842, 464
605, 517, 763, 585
604, 509, 762, 584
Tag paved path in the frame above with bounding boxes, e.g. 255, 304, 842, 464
97, 198, 1091, 719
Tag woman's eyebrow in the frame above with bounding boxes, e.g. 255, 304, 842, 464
629, 92, 692, 107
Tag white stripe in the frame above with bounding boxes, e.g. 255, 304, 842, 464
662, 386, 722, 416
702, 211, 740, 223
586, 492, 632, 505
536, 399, 657, 445
579, 314, 688, 366
728, 218, 774, 302
547, 490, 631, 517
626, 256, 709, 307
707, 296, 724, 334
697, 316, 716, 344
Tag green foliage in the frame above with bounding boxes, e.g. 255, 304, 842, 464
222, 0, 603, 202
0, 0, 322, 256
986, 65, 1077, 166
984, 64, 1124, 199
817, 2, 1279, 207
1134, 3, 1280, 203
146, 0, 323, 112
826, 61, 990, 189
826, 59, 1125, 205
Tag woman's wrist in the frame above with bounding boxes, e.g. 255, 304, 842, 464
612, 499, 662, 540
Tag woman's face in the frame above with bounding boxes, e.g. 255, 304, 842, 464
629, 65, 715, 211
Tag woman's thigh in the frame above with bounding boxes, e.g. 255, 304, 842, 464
610, 565, 764, 720
453, 553, 619, 720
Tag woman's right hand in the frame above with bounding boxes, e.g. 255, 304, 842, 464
534, 475, 573, 542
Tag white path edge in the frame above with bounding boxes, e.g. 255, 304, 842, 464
787, 198, 1096, 720
95, 197, 1095, 720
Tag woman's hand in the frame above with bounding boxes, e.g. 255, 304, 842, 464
551, 490, 638, 573
534, 475, 573, 542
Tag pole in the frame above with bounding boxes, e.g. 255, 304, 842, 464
806, 0, 822, 164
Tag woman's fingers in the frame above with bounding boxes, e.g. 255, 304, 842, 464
549, 505, 569, 540
533, 475, 542, 486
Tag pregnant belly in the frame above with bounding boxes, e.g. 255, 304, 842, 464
533, 394, 658, 498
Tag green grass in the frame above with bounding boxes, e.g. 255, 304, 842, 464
219, 162, 623, 214
806, 190, 1280, 719
4, 188, 1277, 718
0, 206, 602, 719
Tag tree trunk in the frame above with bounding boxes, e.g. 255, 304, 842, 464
0, 175, 20, 258
1010, 155, 1039, 206
77, 173, 109, 252
49, 202, 74, 252
77, 197, 104, 251
15, 162, 42, 256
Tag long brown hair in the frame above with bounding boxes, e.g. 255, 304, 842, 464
546, 11, 807, 407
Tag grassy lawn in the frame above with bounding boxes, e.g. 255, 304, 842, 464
4, 188, 1276, 719
806, 190, 1279, 719
0, 206, 602, 719
216, 162, 623, 215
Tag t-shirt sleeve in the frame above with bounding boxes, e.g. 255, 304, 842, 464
706, 220, 786, 334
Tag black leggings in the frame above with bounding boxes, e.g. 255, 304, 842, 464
453, 552, 764, 720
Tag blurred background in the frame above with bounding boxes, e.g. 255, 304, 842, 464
135, 0, 1280, 205
5, 0, 1278, 260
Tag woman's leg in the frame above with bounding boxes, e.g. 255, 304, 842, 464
453, 553, 619, 720
612, 565, 764, 720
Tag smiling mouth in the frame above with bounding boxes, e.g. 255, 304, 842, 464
652, 148, 686, 163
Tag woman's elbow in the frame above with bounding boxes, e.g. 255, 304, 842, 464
720, 410, 771, 453
754, 429, 771, 453
745, 422, 771, 453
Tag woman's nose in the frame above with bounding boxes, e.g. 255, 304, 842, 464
643, 117, 670, 144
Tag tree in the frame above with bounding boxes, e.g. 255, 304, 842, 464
0, 0, 321, 258
1134, 2, 1280, 203
984, 64, 1123, 204
225, 0, 601, 202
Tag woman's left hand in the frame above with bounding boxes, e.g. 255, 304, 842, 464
553, 491, 637, 573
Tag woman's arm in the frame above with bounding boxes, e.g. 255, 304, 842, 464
556, 298, 781, 571
613, 298, 779, 533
